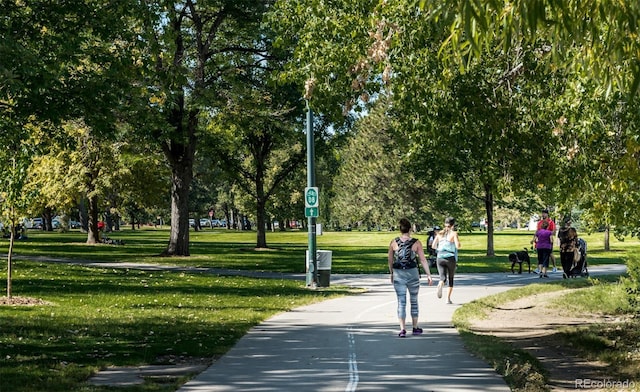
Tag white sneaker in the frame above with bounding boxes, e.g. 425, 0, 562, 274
552, 267, 557, 273
533, 268, 540, 274
437, 281, 443, 299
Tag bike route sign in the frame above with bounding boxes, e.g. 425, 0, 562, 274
305, 187, 319, 217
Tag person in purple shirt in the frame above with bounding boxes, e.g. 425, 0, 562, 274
534, 220, 554, 278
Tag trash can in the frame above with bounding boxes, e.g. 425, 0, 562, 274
306, 250, 332, 287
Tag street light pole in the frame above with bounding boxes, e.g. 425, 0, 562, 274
306, 100, 317, 288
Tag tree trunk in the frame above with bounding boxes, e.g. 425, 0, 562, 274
604, 225, 610, 251
160, 100, 197, 256
113, 213, 121, 231
484, 183, 495, 257
255, 162, 268, 248
79, 198, 89, 232
6, 218, 15, 299
164, 167, 191, 255
220, 203, 230, 230
163, 153, 193, 256
43, 207, 54, 231
130, 212, 136, 231
104, 209, 114, 232
230, 208, 237, 229
255, 198, 267, 248
86, 194, 100, 244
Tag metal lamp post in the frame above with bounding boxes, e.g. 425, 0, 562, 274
305, 99, 318, 287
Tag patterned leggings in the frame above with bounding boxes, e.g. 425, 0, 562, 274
393, 268, 420, 320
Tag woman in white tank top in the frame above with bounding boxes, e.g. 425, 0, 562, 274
431, 217, 461, 304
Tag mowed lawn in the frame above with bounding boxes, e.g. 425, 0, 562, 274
6, 226, 636, 273
0, 227, 636, 392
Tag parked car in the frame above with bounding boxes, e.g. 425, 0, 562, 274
200, 218, 211, 227
189, 219, 195, 227
51, 216, 82, 229
31, 218, 43, 229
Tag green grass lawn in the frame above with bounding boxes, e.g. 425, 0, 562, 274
6, 227, 637, 273
0, 227, 637, 391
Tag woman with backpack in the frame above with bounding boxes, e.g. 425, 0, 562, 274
432, 217, 462, 304
388, 218, 433, 338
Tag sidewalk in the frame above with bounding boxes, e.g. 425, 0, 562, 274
176, 273, 542, 392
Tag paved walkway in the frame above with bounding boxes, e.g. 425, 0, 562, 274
176, 265, 626, 392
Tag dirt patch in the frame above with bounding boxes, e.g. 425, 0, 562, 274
0, 296, 52, 306
468, 290, 624, 391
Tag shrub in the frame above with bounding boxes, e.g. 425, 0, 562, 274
623, 254, 640, 310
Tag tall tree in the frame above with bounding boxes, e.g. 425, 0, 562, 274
332, 97, 430, 229
425, 1, 640, 239
1, 1, 139, 297
214, 79, 305, 248
26, 121, 135, 243
27, 122, 170, 236
0, 141, 34, 299
411, 44, 566, 255
549, 84, 640, 245
132, 0, 275, 255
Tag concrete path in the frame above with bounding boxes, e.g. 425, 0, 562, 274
177, 265, 626, 392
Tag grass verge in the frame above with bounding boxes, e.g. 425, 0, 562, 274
452, 276, 638, 391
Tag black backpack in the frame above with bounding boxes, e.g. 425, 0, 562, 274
393, 237, 418, 269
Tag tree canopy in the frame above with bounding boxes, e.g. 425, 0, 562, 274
331, 97, 430, 229
423, 0, 640, 96
4, 0, 640, 266
270, 0, 640, 243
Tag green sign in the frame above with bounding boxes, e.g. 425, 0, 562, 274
305, 207, 319, 217
305, 187, 319, 207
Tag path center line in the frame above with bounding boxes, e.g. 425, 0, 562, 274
345, 328, 359, 392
